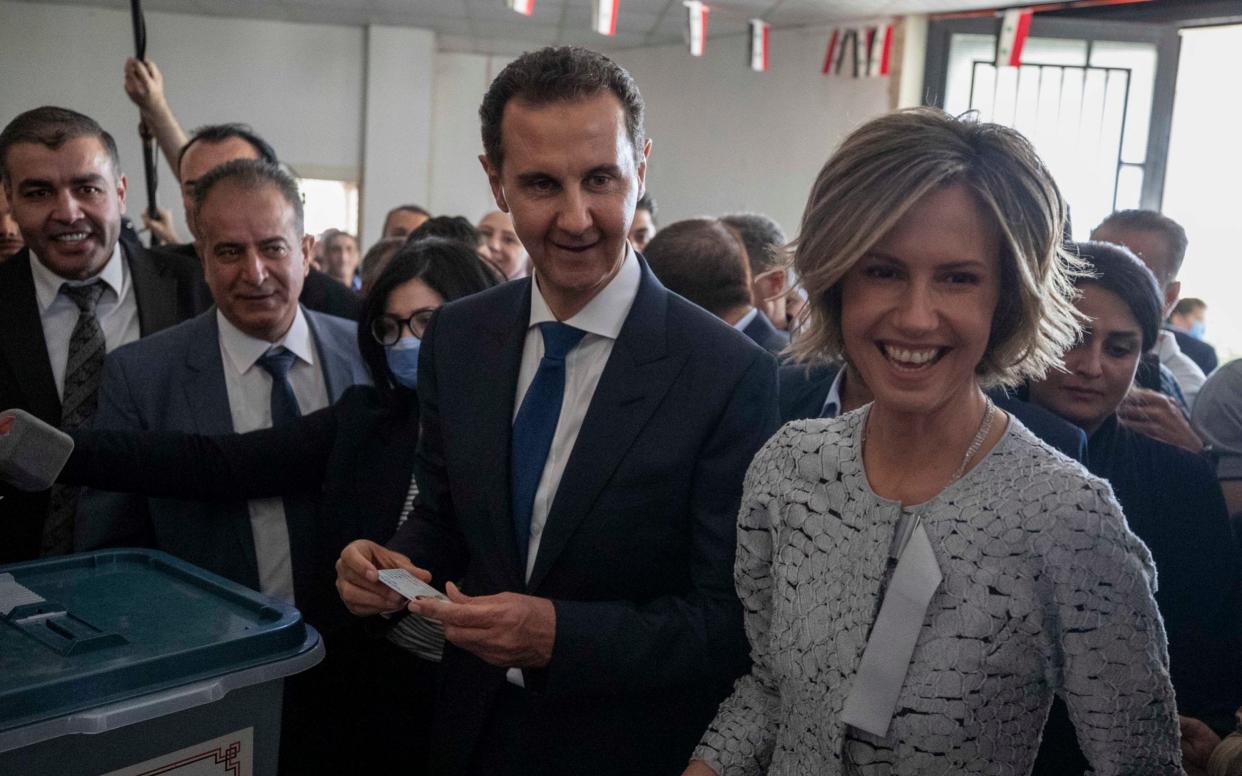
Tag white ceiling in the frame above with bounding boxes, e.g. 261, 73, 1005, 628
22, 0, 1013, 54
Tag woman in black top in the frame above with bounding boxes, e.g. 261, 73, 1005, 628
51, 237, 498, 773
1027, 240, 1239, 774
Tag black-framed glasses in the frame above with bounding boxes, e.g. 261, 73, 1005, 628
370, 307, 436, 346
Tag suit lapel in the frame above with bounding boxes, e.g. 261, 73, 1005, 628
0, 251, 61, 424
125, 238, 179, 336
305, 309, 354, 401
527, 265, 686, 592
466, 284, 530, 589
181, 311, 260, 580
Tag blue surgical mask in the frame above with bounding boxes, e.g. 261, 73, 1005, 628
1189, 320, 1207, 340
385, 336, 421, 390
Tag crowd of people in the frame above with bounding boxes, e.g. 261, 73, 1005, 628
2, 42, 1242, 776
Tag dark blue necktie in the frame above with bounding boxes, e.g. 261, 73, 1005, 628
511, 322, 586, 568
257, 347, 302, 427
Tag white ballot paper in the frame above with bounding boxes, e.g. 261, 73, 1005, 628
377, 568, 448, 602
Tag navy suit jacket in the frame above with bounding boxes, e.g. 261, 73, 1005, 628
0, 237, 207, 562
393, 260, 779, 776
1170, 327, 1218, 375
777, 362, 1089, 462
76, 307, 369, 628
742, 309, 790, 356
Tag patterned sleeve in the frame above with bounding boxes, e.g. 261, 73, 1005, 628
1042, 476, 1183, 775
693, 423, 801, 775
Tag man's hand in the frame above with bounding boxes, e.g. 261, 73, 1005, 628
142, 207, 181, 245
123, 57, 170, 116
1181, 715, 1221, 776
410, 582, 556, 669
1118, 387, 1203, 454
335, 539, 431, 617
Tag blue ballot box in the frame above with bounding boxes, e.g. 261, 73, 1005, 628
0, 549, 323, 776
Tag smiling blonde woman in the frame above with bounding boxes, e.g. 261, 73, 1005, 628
684, 108, 1181, 776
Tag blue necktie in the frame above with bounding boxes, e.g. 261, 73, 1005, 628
511, 322, 586, 568
257, 347, 302, 427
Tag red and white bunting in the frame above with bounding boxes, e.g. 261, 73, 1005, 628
507, 0, 535, 16
684, 0, 708, 57
593, 0, 619, 36
995, 8, 1033, 67
748, 19, 770, 72
879, 24, 894, 76
822, 28, 840, 75
865, 26, 879, 76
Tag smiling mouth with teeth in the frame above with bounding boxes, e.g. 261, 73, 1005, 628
880, 343, 945, 369
52, 232, 92, 242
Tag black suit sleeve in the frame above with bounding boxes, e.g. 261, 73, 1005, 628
63, 389, 354, 501
539, 351, 779, 698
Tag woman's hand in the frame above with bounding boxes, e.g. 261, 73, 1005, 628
334, 539, 430, 616
1180, 715, 1221, 776
681, 761, 720, 776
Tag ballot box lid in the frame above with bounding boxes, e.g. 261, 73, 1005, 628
0, 549, 320, 738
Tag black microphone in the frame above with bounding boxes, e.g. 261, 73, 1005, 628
0, 409, 75, 492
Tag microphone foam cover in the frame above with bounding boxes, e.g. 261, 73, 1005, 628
0, 409, 75, 492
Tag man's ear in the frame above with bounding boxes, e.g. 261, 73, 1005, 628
300, 234, 315, 277
479, 154, 508, 212
635, 138, 652, 198
1163, 280, 1181, 318
116, 173, 128, 211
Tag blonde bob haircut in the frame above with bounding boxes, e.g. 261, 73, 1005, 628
788, 107, 1083, 387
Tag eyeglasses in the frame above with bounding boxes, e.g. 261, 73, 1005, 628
370, 307, 436, 346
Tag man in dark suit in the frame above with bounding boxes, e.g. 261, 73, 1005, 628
336, 47, 779, 776
646, 217, 789, 355
779, 360, 1089, 462
78, 159, 369, 626
0, 106, 206, 562
722, 212, 793, 345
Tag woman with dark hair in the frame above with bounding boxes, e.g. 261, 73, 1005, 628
5, 237, 498, 773
1027, 240, 1239, 773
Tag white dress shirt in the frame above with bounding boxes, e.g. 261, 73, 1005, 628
217, 306, 329, 603
1155, 329, 1206, 409
506, 246, 640, 685
30, 242, 140, 400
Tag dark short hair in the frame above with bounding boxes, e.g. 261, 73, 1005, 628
721, 213, 787, 274
325, 231, 358, 248
1072, 240, 1163, 352
479, 46, 645, 171
177, 123, 277, 178
1093, 209, 1188, 282
636, 192, 657, 222
359, 237, 404, 291
407, 215, 481, 249
1172, 297, 1206, 317
193, 159, 304, 235
359, 237, 499, 398
0, 106, 120, 182
382, 204, 431, 235
645, 218, 751, 317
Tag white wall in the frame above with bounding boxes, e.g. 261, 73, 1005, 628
2, 1, 901, 250
360, 25, 435, 246
614, 27, 891, 240
0, 1, 364, 240
428, 52, 515, 224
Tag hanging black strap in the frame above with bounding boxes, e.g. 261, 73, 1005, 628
130, 0, 161, 248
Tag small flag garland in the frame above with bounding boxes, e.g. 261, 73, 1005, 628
506, 0, 535, 16
748, 19, 770, 72
995, 8, 1033, 67
684, 1, 708, 56
593, 0, 619, 36
822, 22, 894, 78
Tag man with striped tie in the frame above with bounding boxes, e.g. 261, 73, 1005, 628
0, 106, 206, 563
